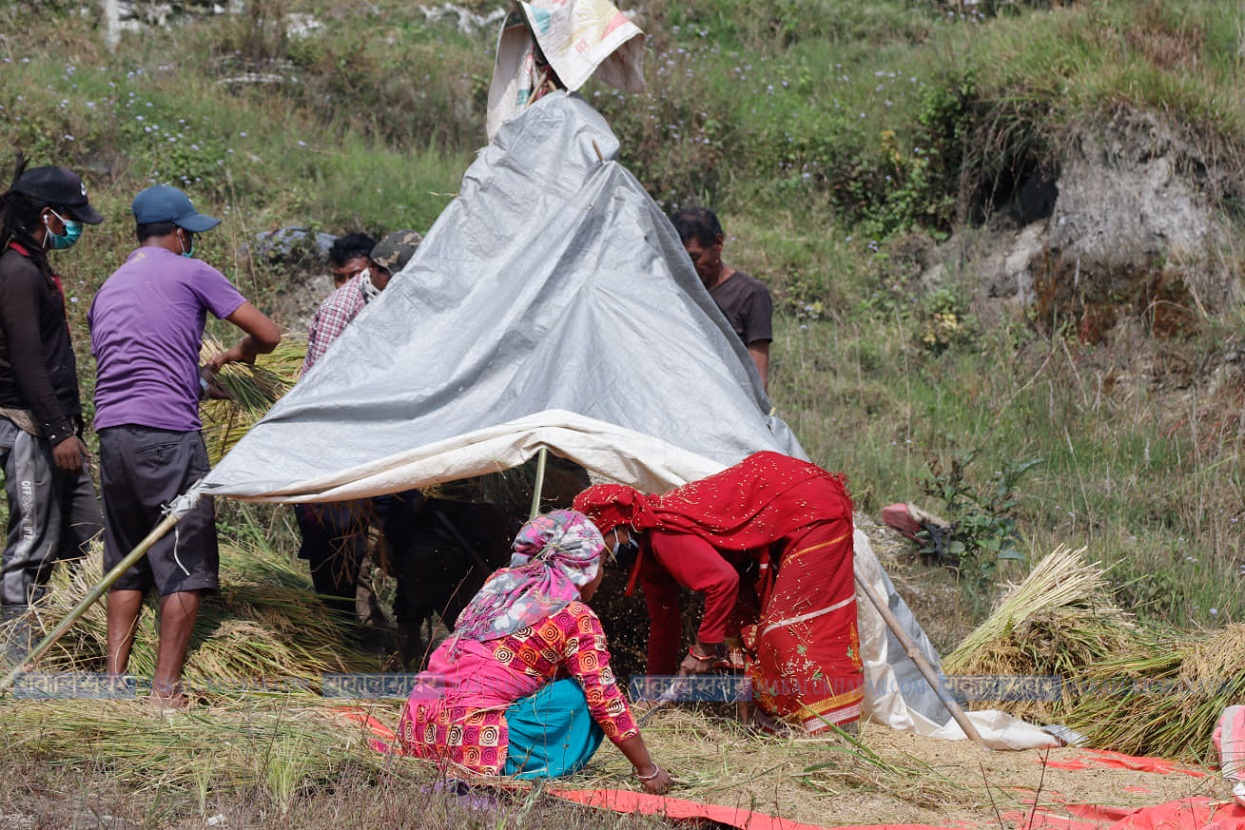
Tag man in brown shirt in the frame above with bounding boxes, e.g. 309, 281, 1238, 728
671, 207, 773, 391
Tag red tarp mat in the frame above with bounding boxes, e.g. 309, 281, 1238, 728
1043, 749, 1208, 778
547, 787, 970, 830
1007, 799, 1245, 830
336, 707, 1241, 830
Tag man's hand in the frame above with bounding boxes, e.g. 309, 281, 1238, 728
207, 340, 254, 371
51, 435, 87, 472
199, 366, 232, 400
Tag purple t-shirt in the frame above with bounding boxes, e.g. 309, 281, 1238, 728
89, 246, 246, 432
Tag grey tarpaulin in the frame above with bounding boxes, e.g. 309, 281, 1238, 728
201, 92, 800, 501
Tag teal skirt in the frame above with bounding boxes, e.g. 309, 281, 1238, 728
503, 678, 605, 778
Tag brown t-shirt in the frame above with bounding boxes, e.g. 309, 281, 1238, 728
709, 269, 773, 346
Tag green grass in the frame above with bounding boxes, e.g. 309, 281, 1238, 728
2, 0, 1244, 631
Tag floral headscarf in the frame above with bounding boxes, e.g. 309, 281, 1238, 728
451, 509, 605, 643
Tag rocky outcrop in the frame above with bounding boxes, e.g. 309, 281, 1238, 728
925, 108, 1241, 340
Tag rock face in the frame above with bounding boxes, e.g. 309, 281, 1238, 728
927, 109, 1239, 339
1051, 113, 1222, 269
112, 0, 242, 25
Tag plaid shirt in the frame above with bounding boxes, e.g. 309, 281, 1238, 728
301, 274, 368, 375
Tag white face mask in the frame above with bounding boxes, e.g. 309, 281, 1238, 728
358, 268, 382, 303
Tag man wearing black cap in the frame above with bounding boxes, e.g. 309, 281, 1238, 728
89, 185, 280, 705
0, 160, 106, 658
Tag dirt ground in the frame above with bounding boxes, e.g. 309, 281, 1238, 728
620, 707, 1225, 829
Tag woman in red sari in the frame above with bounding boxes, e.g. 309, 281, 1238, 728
572, 451, 863, 733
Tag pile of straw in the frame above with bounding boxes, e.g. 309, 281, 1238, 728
942, 545, 1143, 720
0, 697, 404, 808
199, 335, 306, 464
1067, 623, 1245, 761
25, 541, 378, 694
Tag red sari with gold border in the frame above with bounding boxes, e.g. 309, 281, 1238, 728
573, 451, 864, 731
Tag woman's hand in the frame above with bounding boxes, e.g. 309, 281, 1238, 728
636, 762, 673, 795
617, 735, 672, 795
679, 641, 723, 676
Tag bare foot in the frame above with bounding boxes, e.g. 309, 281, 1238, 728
148, 681, 188, 711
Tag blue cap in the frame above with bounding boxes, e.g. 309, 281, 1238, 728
130, 185, 220, 233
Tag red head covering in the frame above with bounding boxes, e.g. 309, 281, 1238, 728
573, 451, 852, 551
571, 483, 653, 536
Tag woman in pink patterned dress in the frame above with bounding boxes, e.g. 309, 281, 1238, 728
397, 509, 671, 793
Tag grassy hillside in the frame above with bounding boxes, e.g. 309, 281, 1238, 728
3, 0, 1245, 629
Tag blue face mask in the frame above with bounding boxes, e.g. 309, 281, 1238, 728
178, 230, 195, 259
44, 210, 82, 251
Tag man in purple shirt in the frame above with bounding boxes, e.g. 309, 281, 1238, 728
89, 185, 280, 706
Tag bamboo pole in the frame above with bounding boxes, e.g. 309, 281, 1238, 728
528, 446, 548, 521
0, 510, 183, 697
853, 573, 986, 747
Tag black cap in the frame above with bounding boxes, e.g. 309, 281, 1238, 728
12, 166, 104, 225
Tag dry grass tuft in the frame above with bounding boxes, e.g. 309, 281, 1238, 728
942, 545, 1145, 720
1068, 623, 1245, 761
16, 542, 378, 694
0, 697, 401, 801
200, 335, 306, 464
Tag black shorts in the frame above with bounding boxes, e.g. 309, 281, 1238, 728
99, 425, 219, 596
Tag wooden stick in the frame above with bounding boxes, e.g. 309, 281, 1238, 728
0, 510, 183, 697
853, 573, 987, 746
528, 446, 548, 521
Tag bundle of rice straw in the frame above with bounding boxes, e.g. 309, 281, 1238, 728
942, 545, 1143, 720
1067, 624, 1245, 761
199, 334, 306, 464
20, 541, 378, 695
0, 697, 402, 806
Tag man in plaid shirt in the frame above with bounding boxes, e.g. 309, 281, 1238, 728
301, 228, 422, 374
296, 229, 423, 637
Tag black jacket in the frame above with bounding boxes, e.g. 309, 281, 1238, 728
0, 246, 83, 445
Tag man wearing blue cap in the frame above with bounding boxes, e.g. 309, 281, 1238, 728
0, 160, 106, 661
89, 185, 280, 706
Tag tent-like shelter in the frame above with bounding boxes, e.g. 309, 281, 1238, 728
2, 92, 1049, 749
